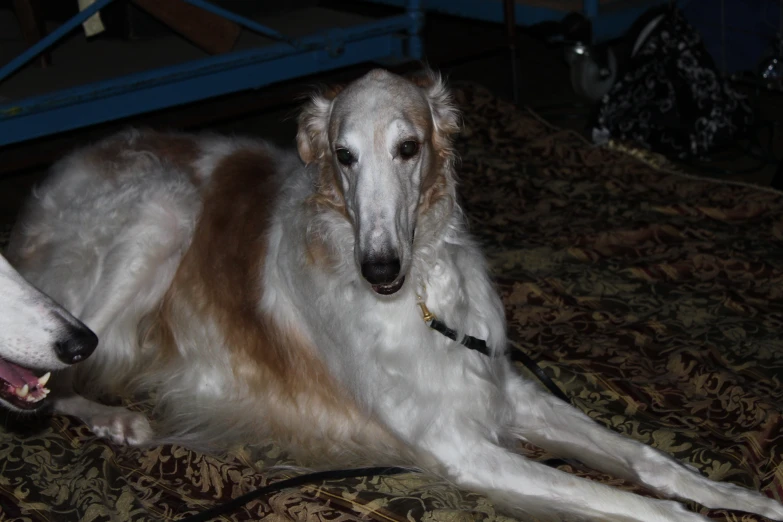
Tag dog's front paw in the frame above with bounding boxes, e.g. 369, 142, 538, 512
754, 496, 783, 521
90, 410, 153, 446
683, 475, 783, 521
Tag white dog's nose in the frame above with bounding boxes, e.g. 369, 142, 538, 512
54, 326, 98, 364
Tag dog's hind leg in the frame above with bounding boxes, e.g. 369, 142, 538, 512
51, 238, 183, 444
505, 376, 783, 520
51, 196, 198, 446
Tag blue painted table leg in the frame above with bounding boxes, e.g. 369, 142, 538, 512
504, 0, 519, 104
407, 0, 424, 60
584, 0, 599, 19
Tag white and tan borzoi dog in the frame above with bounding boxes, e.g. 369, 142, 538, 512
6, 69, 783, 521
0, 253, 97, 412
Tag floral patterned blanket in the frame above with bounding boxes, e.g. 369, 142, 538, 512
1, 84, 782, 521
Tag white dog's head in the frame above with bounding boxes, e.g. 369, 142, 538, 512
297, 69, 460, 295
0, 254, 97, 412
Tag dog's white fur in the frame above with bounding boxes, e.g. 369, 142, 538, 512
7, 69, 783, 521
0, 252, 97, 411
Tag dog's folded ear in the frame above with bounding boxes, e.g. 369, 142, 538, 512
408, 69, 461, 161
296, 85, 344, 165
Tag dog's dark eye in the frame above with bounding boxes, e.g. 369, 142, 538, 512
335, 148, 355, 166
399, 141, 420, 159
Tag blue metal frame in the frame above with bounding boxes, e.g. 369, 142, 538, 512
359, 0, 672, 42
0, 0, 114, 83
0, 0, 422, 147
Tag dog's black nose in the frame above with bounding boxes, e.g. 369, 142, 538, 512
361, 257, 401, 285
55, 326, 99, 364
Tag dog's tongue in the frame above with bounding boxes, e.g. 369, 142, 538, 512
0, 358, 39, 387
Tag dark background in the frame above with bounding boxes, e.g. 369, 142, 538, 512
0, 0, 781, 229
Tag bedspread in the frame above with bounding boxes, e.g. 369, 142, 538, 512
1, 84, 782, 521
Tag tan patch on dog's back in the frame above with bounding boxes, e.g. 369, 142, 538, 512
160, 148, 305, 376
148, 146, 403, 464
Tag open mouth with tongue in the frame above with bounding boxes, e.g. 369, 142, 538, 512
371, 276, 405, 295
0, 357, 51, 411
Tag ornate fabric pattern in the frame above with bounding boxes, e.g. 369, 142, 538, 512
1, 84, 781, 521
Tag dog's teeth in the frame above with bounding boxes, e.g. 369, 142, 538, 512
16, 384, 29, 398
38, 372, 51, 387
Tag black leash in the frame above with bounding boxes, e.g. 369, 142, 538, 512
427, 317, 571, 404
419, 294, 570, 404
179, 466, 410, 522
179, 299, 570, 522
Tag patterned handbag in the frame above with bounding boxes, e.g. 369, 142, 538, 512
590, 7, 754, 159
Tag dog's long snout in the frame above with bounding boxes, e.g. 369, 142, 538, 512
55, 325, 98, 364
361, 255, 401, 285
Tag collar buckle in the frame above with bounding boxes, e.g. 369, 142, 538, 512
415, 283, 436, 324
